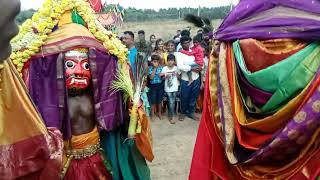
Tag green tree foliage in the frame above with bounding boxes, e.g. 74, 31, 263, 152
15, 6, 229, 24
16, 9, 36, 25
123, 6, 230, 22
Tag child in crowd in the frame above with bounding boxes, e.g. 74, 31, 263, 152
161, 54, 180, 124
166, 40, 176, 55
154, 39, 167, 65
148, 54, 164, 120
141, 80, 151, 118
180, 35, 204, 85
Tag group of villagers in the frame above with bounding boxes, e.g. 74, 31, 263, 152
0, 0, 320, 180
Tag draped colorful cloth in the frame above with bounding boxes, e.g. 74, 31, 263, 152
216, 0, 320, 41
100, 130, 152, 180
191, 1, 320, 178
25, 24, 124, 140
64, 127, 112, 180
0, 60, 63, 180
189, 41, 320, 179
135, 107, 154, 162
86, 0, 102, 12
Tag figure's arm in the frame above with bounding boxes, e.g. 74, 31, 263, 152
175, 53, 191, 72
180, 49, 194, 56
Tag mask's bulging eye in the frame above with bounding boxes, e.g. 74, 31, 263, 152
82, 62, 90, 70
65, 60, 75, 69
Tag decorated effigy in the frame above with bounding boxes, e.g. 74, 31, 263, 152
6, 0, 153, 179
190, 0, 320, 179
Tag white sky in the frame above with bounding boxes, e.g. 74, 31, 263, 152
21, 0, 237, 10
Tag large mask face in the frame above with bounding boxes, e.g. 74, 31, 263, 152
64, 49, 91, 90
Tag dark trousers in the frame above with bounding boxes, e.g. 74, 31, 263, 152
180, 78, 201, 115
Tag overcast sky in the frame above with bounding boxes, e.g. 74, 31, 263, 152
21, 0, 237, 10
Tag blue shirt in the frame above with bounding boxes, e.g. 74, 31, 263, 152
128, 47, 138, 74
148, 66, 163, 84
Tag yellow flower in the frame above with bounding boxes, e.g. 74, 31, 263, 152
53, 6, 63, 14
10, 53, 17, 59
17, 63, 24, 68
32, 13, 40, 22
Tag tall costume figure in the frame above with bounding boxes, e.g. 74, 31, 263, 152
9, 0, 153, 179
190, 0, 320, 179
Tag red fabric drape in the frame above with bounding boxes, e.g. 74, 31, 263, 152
189, 60, 231, 180
87, 0, 102, 12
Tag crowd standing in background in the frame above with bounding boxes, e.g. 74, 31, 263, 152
121, 28, 211, 123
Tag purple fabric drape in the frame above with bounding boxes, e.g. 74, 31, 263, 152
28, 54, 72, 140
248, 69, 320, 164
89, 49, 124, 131
235, 59, 272, 107
27, 50, 125, 140
216, 0, 320, 41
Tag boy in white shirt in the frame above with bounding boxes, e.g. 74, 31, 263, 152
161, 54, 180, 124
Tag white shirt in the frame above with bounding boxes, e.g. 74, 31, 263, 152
161, 66, 179, 92
174, 52, 200, 81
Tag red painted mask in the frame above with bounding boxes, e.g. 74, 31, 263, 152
64, 50, 91, 90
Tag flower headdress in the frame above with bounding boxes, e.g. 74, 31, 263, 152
10, 0, 128, 74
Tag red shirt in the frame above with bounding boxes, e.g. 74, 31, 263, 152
180, 43, 204, 66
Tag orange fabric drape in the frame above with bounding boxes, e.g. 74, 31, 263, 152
135, 107, 154, 162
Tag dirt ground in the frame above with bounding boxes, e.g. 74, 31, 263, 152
148, 113, 201, 180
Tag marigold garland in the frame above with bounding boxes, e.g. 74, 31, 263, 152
10, 0, 128, 74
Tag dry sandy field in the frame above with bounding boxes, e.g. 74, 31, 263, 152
148, 113, 202, 180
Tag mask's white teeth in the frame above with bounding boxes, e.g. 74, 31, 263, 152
71, 78, 75, 85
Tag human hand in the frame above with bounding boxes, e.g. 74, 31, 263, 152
191, 67, 202, 73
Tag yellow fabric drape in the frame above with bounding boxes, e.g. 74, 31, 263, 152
58, 10, 73, 27
45, 23, 96, 45
208, 46, 223, 141
0, 60, 47, 145
68, 127, 100, 149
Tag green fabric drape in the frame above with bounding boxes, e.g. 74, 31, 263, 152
71, 10, 86, 26
234, 41, 320, 114
261, 45, 320, 113
100, 130, 151, 180
233, 41, 318, 92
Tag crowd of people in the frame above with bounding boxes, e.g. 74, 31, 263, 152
121, 29, 211, 124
